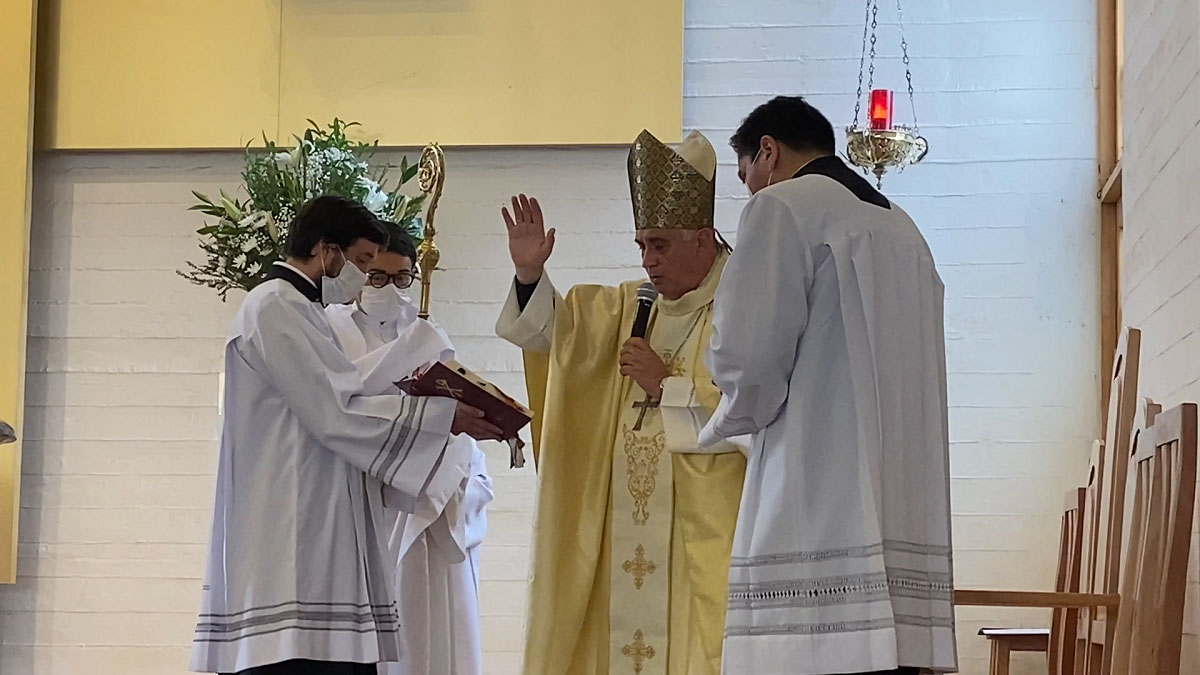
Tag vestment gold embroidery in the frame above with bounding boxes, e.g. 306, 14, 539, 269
623, 428, 665, 525
622, 544, 658, 589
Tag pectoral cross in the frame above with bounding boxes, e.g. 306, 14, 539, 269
631, 395, 660, 432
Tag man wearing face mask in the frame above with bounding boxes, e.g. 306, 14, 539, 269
191, 196, 503, 675
324, 224, 493, 675
700, 96, 956, 675
496, 130, 746, 675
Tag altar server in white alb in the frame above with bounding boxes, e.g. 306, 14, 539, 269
191, 196, 503, 675
324, 223, 492, 675
700, 97, 957, 675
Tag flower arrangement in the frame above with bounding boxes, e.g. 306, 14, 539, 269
180, 118, 426, 300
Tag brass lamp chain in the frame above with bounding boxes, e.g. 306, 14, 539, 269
854, 0, 918, 132
895, 0, 919, 133
867, 1, 878, 97
845, 0, 928, 188
853, 0, 873, 128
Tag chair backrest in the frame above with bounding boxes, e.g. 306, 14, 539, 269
1079, 440, 1104, 606
1109, 402, 1197, 675
1093, 328, 1143, 599
1117, 398, 1162, 594
1048, 487, 1087, 674
1078, 327, 1141, 674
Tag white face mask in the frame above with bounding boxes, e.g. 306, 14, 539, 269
321, 248, 368, 305
359, 284, 417, 326
750, 147, 776, 194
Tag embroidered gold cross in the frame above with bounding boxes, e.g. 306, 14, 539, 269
435, 379, 464, 398
621, 629, 655, 673
621, 544, 658, 589
631, 396, 660, 432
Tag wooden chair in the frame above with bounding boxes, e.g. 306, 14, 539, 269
955, 328, 1141, 674
978, 488, 1085, 672
1076, 329, 1143, 674
979, 627, 1050, 675
959, 398, 1199, 675
1048, 487, 1088, 673
1109, 402, 1197, 674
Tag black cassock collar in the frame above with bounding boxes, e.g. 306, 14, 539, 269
793, 155, 891, 210
265, 262, 322, 304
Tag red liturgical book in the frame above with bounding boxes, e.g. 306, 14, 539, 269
399, 360, 533, 441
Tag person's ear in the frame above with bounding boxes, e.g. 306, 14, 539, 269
760, 136, 781, 170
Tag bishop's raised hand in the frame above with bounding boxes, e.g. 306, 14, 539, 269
502, 194, 556, 285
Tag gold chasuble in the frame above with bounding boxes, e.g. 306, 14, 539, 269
519, 254, 745, 675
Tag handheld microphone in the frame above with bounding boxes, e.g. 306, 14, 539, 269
631, 283, 658, 339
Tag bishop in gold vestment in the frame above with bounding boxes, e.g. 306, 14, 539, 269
496, 131, 746, 675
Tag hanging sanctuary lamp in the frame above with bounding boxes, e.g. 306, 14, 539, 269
845, 0, 929, 188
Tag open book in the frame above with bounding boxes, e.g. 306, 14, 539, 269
399, 360, 533, 468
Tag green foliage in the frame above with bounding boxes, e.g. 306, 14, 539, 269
179, 118, 427, 299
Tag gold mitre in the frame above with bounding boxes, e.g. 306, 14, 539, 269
628, 129, 717, 231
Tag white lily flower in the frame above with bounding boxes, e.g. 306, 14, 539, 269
265, 214, 281, 242
324, 147, 352, 164
222, 198, 242, 220
364, 187, 389, 214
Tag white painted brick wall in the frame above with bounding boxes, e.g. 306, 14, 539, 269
1120, 0, 1200, 669
0, 2, 1099, 674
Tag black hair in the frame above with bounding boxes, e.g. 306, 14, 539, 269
284, 195, 388, 260
729, 96, 836, 158
378, 221, 418, 260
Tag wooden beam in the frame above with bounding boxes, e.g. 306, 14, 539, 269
1098, 159, 1123, 417
1116, 0, 1124, 159
1097, 0, 1121, 423
1100, 203, 1120, 420
1100, 160, 1122, 204
1098, 0, 1119, 176
954, 590, 1120, 609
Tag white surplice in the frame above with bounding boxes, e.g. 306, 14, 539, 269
700, 165, 957, 674
191, 268, 472, 674
325, 301, 492, 675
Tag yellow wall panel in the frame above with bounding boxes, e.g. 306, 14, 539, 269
278, 0, 682, 146
36, 0, 682, 149
37, 0, 281, 149
0, 0, 38, 584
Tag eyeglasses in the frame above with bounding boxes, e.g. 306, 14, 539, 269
367, 270, 419, 289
